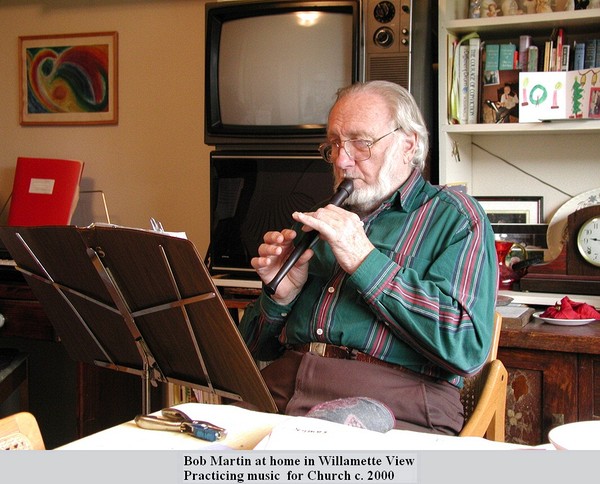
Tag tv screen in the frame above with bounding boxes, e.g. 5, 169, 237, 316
205, 0, 361, 147
208, 152, 334, 276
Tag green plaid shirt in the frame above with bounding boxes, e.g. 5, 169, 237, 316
239, 170, 497, 386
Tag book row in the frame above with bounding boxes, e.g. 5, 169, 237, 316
449, 31, 600, 125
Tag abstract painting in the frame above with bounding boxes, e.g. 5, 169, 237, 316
19, 32, 118, 125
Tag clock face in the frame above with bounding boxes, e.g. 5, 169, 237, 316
577, 217, 600, 267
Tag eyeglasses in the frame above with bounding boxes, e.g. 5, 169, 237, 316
318, 127, 400, 163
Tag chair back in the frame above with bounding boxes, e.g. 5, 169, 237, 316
459, 311, 508, 441
0, 412, 45, 450
487, 310, 502, 362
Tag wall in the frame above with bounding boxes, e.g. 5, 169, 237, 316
471, 133, 599, 223
0, 0, 212, 253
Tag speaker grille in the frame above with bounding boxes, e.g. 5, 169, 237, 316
367, 54, 409, 88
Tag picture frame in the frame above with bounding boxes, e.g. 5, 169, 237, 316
589, 87, 600, 119
19, 32, 118, 125
475, 196, 543, 224
481, 69, 520, 124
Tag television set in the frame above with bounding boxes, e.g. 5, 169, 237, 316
204, 0, 436, 283
204, 0, 362, 148
207, 151, 334, 283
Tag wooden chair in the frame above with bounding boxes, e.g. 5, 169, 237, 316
0, 412, 45, 450
459, 311, 508, 441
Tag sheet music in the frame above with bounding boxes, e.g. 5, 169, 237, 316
88, 222, 187, 239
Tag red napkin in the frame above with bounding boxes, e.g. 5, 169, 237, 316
540, 297, 600, 320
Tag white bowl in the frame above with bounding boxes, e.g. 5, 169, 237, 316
548, 421, 600, 450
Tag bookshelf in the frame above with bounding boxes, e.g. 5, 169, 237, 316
445, 8, 600, 36
438, 1, 600, 223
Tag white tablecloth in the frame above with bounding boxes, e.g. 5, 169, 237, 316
59, 403, 527, 451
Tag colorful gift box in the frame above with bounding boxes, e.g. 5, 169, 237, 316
518, 69, 600, 122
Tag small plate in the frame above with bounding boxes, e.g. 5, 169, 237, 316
549, 421, 600, 450
532, 312, 598, 326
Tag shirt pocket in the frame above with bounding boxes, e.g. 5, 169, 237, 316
380, 249, 431, 278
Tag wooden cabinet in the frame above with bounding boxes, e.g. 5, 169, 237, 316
499, 319, 600, 445
437, 1, 600, 223
0, 271, 159, 448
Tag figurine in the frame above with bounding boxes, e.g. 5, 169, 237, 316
502, 0, 522, 15
523, 0, 537, 13
486, 1, 500, 16
469, 0, 482, 18
535, 0, 553, 12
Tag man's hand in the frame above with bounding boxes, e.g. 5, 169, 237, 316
292, 204, 374, 274
251, 229, 312, 305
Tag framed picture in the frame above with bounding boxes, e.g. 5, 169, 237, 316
475, 196, 543, 224
589, 87, 600, 119
19, 32, 118, 125
480, 69, 520, 124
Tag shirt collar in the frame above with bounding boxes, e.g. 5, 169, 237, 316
386, 169, 425, 211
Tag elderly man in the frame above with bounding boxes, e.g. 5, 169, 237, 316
239, 81, 497, 435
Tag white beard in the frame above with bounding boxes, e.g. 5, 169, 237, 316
342, 144, 404, 216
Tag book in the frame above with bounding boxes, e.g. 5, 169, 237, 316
519, 35, 532, 71
7, 157, 85, 226
467, 36, 481, 124
596, 39, 600, 68
573, 41, 585, 70
584, 39, 597, 68
447, 33, 458, 123
482, 44, 499, 91
484, 44, 500, 71
527, 45, 539, 72
499, 43, 517, 70
448, 32, 478, 124
560, 44, 570, 71
458, 43, 470, 124
543, 40, 552, 71
554, 28, 564, 72
496, 305, 536, 329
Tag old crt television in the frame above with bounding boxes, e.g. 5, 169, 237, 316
204, 0, 362, 148
207, 151, 334, 281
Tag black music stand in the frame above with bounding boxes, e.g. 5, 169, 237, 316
0, 225, 276, 415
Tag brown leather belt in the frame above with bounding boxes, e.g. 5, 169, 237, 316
290, 342, 403, 371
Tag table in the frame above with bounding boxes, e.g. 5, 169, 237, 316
59, 403, 527, 451
498, 289, 600, 307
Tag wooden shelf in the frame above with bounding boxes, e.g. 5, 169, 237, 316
446, 9, 600, 36
443, 119, 600, 135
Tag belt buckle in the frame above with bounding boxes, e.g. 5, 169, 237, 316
309, 342, 327, 357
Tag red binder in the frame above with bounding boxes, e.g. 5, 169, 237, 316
7, 157, 84, 226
